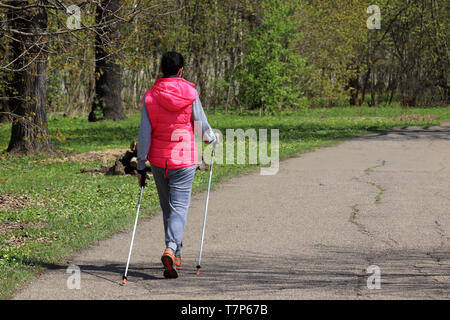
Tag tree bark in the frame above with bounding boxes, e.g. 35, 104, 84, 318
347, 75, 360, 106
6, 0, 53, 154
0, 87, 10, 123
89, 0, 126, 122
359, 67, 371, 106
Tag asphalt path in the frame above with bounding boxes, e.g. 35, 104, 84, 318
14, 123, 450, 299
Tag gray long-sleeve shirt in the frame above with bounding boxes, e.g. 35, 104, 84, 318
137, 96, 216, 170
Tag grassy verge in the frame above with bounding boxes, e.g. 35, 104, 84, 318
0, 105, 449, 299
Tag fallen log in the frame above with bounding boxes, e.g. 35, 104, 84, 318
80, 141, 209, 176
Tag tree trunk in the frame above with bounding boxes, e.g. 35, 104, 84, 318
89, 0, 126, 122
6, 1, 53, 154
347, 76, 360, 106
0, 88, 10, 122
0, 43, 9, 122
0, 102, 9, 123
359, 67, 371, 106
369, 72, 376, 107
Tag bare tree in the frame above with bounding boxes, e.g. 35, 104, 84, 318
4, 0, 52, 154
0, 0, 140, 154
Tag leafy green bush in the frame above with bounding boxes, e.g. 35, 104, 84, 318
237, 0, 307, 114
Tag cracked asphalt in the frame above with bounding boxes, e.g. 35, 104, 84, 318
14, 123, 450, 299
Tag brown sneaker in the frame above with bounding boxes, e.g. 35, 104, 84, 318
175, 256, 182, 270
161, 248, 178, 279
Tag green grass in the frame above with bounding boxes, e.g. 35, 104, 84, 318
0, 105, 449, 299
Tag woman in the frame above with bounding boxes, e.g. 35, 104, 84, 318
136, 51, 217, 279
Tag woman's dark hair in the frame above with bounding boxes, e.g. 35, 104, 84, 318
161, 51, 184, 77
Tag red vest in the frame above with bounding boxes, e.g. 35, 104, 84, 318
144, 77, 198, 170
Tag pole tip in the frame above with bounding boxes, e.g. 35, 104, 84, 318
122, 276, 127, 285
196, 266, 201, 276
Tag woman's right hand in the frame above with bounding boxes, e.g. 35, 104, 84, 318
137, 169, 147, 188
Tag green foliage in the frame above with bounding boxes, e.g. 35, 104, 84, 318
379, 0, 450, 105
237, 0, 307, 114
298, 0, 369, 105
1, 1, 449, 130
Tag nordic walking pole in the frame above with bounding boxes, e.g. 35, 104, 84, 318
122, 185, 145, 285
196, 143, 216, 276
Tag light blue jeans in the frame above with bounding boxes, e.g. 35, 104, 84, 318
151, 164, 197, 257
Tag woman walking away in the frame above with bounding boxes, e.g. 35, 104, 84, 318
136, 51, 217, 279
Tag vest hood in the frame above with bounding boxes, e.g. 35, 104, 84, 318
151, 77, 198, 112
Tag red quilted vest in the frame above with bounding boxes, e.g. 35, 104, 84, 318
144, 77, 199, 170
